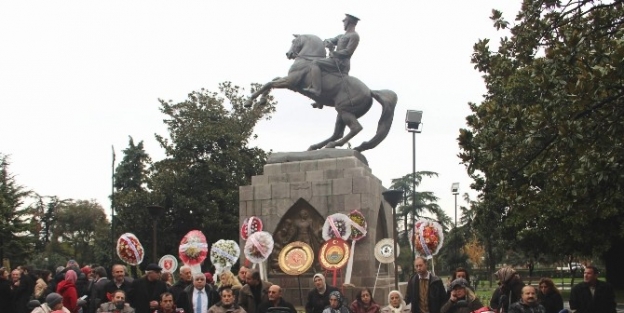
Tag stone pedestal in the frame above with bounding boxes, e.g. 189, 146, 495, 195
239, 149, 397, 299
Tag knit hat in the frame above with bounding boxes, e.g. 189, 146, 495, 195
204, 272, 214, 284
81, 266, 92, 276
46, 292, 64, 308
450, 278, 469, 289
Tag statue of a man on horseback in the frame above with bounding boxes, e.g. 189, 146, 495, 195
244, 14, 397, 153
303, 14, 360, 97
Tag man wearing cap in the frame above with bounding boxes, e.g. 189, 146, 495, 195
305, 273, 339, 313
303, 14, 361, 97
489, 267, 524, 313
569, 265, 616, 313
440, 278, 482, 313
32, 292, 71, 313
507, 286, 545, 313
128, 263, 168, 313
405, 256, 448, 313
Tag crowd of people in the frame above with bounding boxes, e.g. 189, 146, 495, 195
0, 258, 617, 313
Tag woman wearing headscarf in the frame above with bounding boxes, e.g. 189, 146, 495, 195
57, 269, 79, 313
380, 290, 410, 313
440, 278, 483, 313
306, 273, 339, 313
490, 267, 524, 313
349, 288, 380, 313
323, 291, 349, 313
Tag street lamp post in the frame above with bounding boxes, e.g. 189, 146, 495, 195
406, 110, 423, 266
382, 189, 403, 291
451, 182, 459, 227
147, 205, 165, 263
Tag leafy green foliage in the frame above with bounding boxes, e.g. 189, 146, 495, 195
0, 154, 35, 265
459, 0, 624, 286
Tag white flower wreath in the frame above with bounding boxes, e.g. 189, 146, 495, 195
244, 231, 274, 264
322, 213, 352, 241
210, 239, 240, 275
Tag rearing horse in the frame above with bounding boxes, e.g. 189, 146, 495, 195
244, 34, 397, 152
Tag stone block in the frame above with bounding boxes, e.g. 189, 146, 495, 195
271, 183, 290, 199
251, 175, 268, 185
361, 193, 376, 210
281, 162, 301, 173
344, 194, 361, 211
305, 170, 324, 181
253, 184, 271, 200
318, 158, 337, 171
336, 156, 359, 169
290, 182, 312, 201
286, 172, 305, 182
328, 195, 345, 213
275, 199, 293, 217
308, 196, 328, 215
263, 163, 282, 175
332, 177, 353, 195
240, 185, 253, 201
261, 199, 274, 216
268, 173, 288, 183
299, 160, 318, 172
344, 167, 366, 178
325, 169, 344, 179
312, 181, 332, 196
353, 176, 371, 194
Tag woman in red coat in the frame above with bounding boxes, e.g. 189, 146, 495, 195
350, 288, 380, 313
57, 269, 78, 313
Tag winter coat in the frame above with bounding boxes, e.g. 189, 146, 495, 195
207, 302, 247, 313
30, 303, 71, 313
35, 278, 48, 301
349, 300, 380, 313
57, 280, 79, 313
176, 283, 219, 313
380, 303, 411, 313
569, 280, 616, 313
128, 277, 168, 313
489, 278, 524, 313
537, 291, 562, 313
405, 274, 448, 313
507, 301, 545, 313
440, 297, 483, 313
257, 298, 297, 313
305, 285, 340, 313
239, 281, 272, 313
96, 301, 136, 313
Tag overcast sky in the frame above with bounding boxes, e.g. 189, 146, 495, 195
0, 1, 520, 225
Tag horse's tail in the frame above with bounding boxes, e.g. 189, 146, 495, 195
354, 89, 398, 152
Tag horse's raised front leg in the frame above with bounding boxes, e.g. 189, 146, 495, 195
244, 76, 287, 107
308, 114, 346, 151
325, 111, 362, 148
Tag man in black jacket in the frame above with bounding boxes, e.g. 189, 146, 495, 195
88, 266, 110, 313
177, 272, 219, 313
128, 263, 168, 313
169, 265, 193, 302
405, 257, 447, 313
305, 273, 339, 313
569, 265, 616, 313
257, 285, 296, 313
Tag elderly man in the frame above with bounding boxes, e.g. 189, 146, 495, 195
405, 256, 448, 313
257, 285, 296, 313
208, 287, 246, 313
178, 272, 219, 313
128, 263, 168, 313
507, 286, 545, 313
239, 269, 271, 313
305, 273, 339, 313
104, 264, 133, 299
569, 265, 616, 313
170, 265, 193, 302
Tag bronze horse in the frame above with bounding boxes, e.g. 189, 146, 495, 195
244, 34, 397, 152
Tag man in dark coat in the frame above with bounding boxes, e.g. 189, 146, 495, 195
88, 266, 110, 313
11, 268, 35, 313
490, 267, 525, 313
104, 264, 133, 300
169, 265, 192, 302
569, 265, 616, 313
177, 272, 219, 313
128, 264, 168, 313
257, 285, 296, 313
238, 269, 271, 313
405, 257, 448, 313
305, 273, 339, 313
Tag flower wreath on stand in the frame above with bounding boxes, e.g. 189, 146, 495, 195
117, 233, 144, 266
411, 219, 444, 259
210, 239, 240, 277
348, 210, 367, 241
179, 230, 208, 272
244, 231, 274, 263
322, 213, 352, 241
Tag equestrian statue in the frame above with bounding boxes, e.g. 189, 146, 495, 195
244, 14, 397, 152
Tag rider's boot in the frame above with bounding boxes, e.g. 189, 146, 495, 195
303, 65, 322, 97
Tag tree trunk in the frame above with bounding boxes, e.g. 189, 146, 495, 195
603, 239, 624, 289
